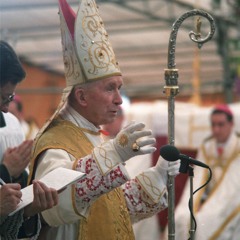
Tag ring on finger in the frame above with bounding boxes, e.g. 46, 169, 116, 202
132, 142, 140, 152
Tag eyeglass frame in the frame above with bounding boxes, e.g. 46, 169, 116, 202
0, 92, 15, 105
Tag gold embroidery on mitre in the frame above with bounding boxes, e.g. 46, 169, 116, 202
75, 0, 121, 81
118, 134, 128, 147
59, 0, 121, 86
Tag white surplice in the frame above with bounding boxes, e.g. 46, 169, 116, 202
174, 131, 240, 240
0, 112, 25, 163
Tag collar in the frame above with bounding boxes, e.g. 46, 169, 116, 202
0, 112, 6, 128
60, 104, 103, 134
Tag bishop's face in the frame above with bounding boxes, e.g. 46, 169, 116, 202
211, 113, 233, 143
0, 82, 16, 113
79, 75, 123, 127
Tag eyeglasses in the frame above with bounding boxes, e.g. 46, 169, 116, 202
0, 93, 15, 105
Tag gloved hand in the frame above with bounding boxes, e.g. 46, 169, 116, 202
155, 156, 181, 185
111, 121, 156, 162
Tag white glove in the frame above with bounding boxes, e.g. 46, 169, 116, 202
111, 121, 156, 162
155, 156, 181, 184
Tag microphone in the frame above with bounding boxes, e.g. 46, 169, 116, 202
160, 145, 209, 169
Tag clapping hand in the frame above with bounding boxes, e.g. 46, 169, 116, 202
2, 140, 33, 178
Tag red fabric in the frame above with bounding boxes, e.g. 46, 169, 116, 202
59, 0, 76, 39
214, 104, 233, 117
217, 146, 224, 156
99, 129, 110, 136
152, 135, 197, 232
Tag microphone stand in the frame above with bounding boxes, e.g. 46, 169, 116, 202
188, 166, 195, 240
164, 10, 215, 240
179, 162, 195, 240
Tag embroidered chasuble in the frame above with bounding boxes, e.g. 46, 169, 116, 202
28, 117, 135, 240
174, 133, 240, 240
194, 138, 240, 213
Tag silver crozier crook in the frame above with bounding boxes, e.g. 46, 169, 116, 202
163, 9, 215, 240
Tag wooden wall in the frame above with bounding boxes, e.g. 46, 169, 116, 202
15, 63, 65, 129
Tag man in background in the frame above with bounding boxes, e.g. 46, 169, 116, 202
174, 104, 240, 240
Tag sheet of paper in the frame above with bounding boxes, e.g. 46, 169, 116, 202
9, 167, 85, 216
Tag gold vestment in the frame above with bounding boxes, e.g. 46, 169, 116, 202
29, 117, 135, 240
